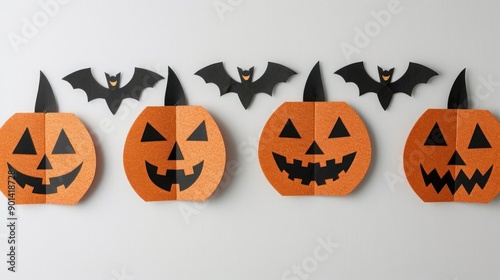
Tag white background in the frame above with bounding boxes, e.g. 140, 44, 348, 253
1, 0, 500, 279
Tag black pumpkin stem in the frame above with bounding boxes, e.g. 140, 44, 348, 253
303, 61, 325, 102
447, 68, 469, 109
34, 71, 58, 113
164, 67, 187, 106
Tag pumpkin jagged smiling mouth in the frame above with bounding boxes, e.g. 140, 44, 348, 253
272, 152, 356, 185
145, 161, 204, 192
420, 165, 493, 195
7, 163, 83, 194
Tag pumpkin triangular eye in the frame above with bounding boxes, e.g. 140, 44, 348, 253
279, 119, 301, 138
468, 124, 491, 149
424, 123, 447, 146
329, 118, 350, 138
52, 129, 75, 154
187, 121, 208, 141
13, 128, 37, 154
141, 123, 166, 142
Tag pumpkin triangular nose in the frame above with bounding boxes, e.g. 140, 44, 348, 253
37, 154, 53, 170
168, 142, 184, 160
306, 141, 324, 155
448, 150, 465, 166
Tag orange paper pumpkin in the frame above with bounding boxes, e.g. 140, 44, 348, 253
0, 72, 96, 204
259, 62, 372, 196
123, 67, 226, 201
404, 69, 500, 202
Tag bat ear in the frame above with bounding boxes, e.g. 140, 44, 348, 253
303, 61, 325, 102
389, 68, 395, 75
237, 67, 243, 76
105, 73, 110, 79
164, 67, 187, 106
35, 71, 58, 113
377, 66, 383, 75
448, 68, 468, 109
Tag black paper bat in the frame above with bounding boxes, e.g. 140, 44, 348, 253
334, 62, 438, 110
195, 62, 296, 109
63, 68, 164, 114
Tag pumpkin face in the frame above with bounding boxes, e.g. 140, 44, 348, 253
123, 68, 226, 201
258, 62, 372, 196
0, 73, 96, 205
403, 69, 500, 202
259, 102, 371, 195
404, 109, 500, 202
124, 106, 225, 201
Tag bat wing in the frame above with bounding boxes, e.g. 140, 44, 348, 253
389, 62, 438, 96
334, 62, 383, 95
63, 68, 109, 101
195, 62, 238, 95
120, 68, 164, 100
250, 62, 296, 95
